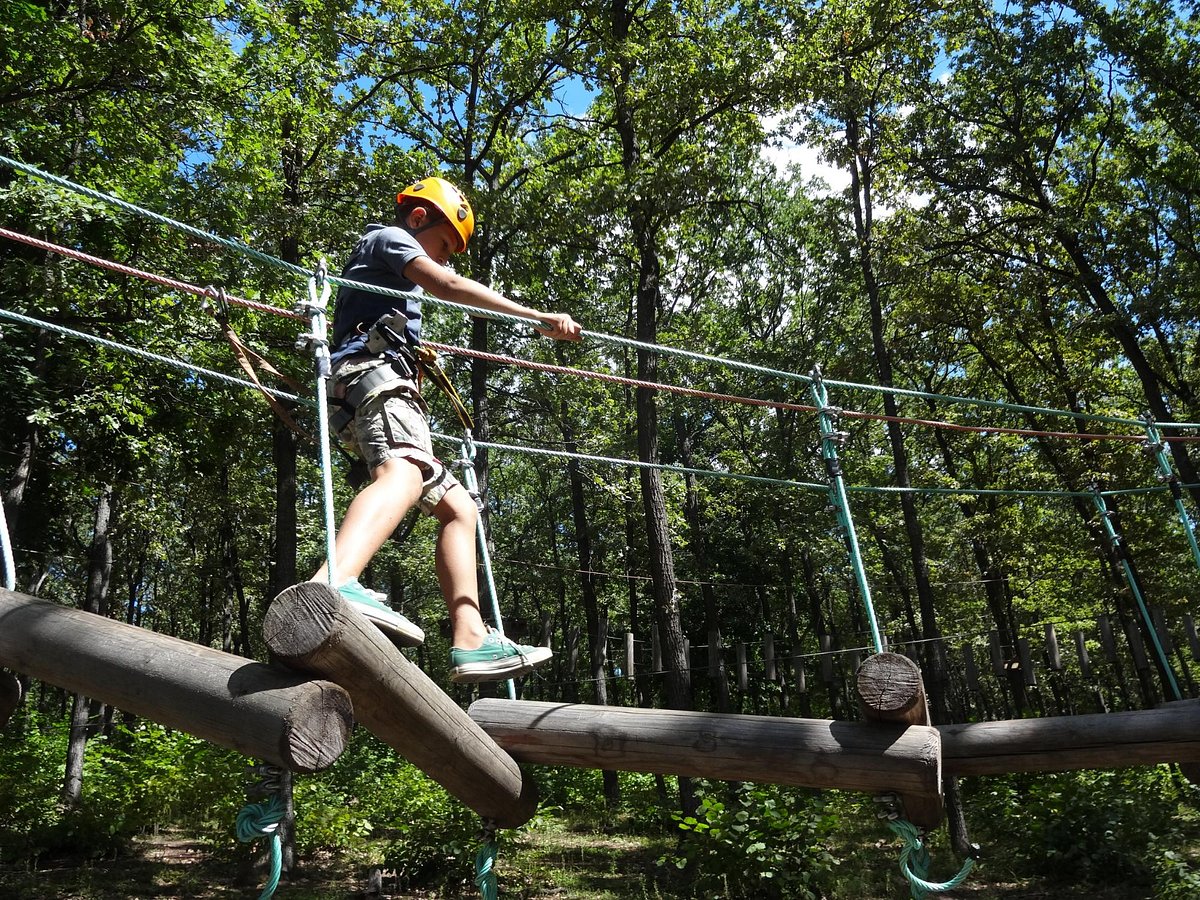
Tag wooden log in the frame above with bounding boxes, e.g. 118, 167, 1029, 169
707, 627, 722, 678
468, 699, 942, 801
736, 642, 748, 691
1185, 613, 1200, 663
1044, 624, 1062, 671
1073, 630, 1092, 680
939, 700, 1200, 775
0, 588, 350, 772
1159, 700, 1200, 786
1122, 616, 1150, 672
792, 654, 807, 694
988, 630, 1005, 678
0, 669, 22, 728
625, 631, 635, 679
263, 582, 537, 829
820, 634, 834, 683
962, 645, 980, 698
764, 633, 776, 681
1017, 637, 1037, 687
855, 652, 942, 828
1151, 607, 1174, 656
1098, 615, 1119, 664
856, 652, 930, 725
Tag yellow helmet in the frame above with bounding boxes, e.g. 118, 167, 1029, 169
396, 177, 475, 253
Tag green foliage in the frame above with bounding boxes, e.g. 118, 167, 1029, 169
0, 709, 68, 861
292, 729, 481, 890
0, 709, 242, 862
966, 766, 1200, 888
661, 781, 841, 899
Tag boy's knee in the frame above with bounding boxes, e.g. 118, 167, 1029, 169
436, 483, 479, 526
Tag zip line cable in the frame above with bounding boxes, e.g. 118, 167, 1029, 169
5, 154, 1200, 433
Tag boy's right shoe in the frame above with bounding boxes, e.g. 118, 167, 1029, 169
449, 628, 553, 683
337, 578, 425, 648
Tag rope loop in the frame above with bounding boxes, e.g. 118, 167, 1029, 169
236, 793, 286, 900
887, 817, 975, 899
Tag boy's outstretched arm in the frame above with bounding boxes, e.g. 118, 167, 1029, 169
406, 255, 581, 342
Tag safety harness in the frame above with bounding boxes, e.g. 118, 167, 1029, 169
327, 310, 474, 436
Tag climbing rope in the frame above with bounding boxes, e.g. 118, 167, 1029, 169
7, 156, 1200, 435
1089, 487, 1183, 701
0, 307, 308, 404
236, 798, 285, 900
457, 431, 517, 699
474, 819, 500, 900
295, 265, 340, 589
0, 469, 15, 591
810, 365, 884, 654
874, 794, 975, 899
887, 818, 975, 899
1141, 413, 1200, 574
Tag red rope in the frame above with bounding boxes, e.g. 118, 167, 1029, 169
0, 227, 305, 320
6, 224, 1198, 446
424, 342, 1200, 444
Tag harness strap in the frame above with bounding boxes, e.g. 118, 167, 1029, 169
327, 357, 417, 435
328, 311, 473, 435
417, 345, 474, 431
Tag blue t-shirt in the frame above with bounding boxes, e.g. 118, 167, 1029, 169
331, 224, 427, 362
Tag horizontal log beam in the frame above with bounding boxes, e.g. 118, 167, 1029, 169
0, 588, 351, 772
940, 700, 1200, 776
467, 700, 942, 799
263, 582, 538, 829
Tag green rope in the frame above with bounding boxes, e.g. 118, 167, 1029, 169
0, 307, 310, 405
1090, 487, 1183, 701
475, 821, 499, 900
1141, 413, 1200, 576
0, 153, 309, 277
236, 794, 286, 900
459, 432, 516, 700
9, 152, 1200, 433
810, 366, 884, 654
10, 301, 1191, 505
887, 819, 975, 900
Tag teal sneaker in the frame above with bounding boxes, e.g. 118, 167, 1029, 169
337, 578, 425, 648
449, 628, 552, 683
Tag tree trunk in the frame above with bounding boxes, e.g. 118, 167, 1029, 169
62, 483, 115, 808
675, 414, 731, 713
611, 0, 693, 816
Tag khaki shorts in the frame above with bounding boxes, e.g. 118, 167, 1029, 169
331, 358, 460, 515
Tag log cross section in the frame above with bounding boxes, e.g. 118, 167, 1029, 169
0, 588, 351, 772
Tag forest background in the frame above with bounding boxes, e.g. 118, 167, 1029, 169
2, 0, 1200, 897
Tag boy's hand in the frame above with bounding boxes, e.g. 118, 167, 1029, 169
534, 312, 582, 341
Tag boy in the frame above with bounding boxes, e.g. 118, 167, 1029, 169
311, 176, 580, 682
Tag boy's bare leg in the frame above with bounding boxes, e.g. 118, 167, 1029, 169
311, 457, 424, 586
431, 485, 488, 651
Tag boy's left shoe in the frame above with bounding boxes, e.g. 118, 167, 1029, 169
449, 628, 552, 683
337, 578, 425, 648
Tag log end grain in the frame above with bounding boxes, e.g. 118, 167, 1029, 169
263, 582, 342, 660
857, 652, 928, 725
